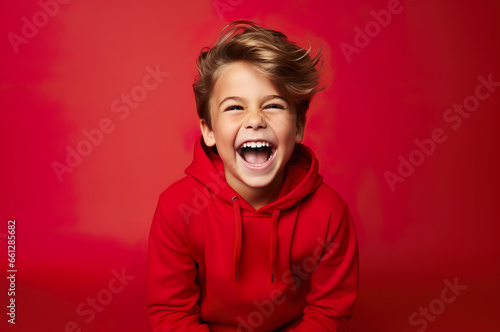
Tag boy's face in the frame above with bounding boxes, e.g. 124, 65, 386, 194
201, 61, 304, 193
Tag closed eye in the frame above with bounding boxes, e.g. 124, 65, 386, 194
225, 105, 244, 111
264, 104, 285, 110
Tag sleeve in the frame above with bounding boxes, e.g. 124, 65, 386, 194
278, 203, 359, 332
147, 195, 210, 332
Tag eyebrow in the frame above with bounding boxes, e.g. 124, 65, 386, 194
218, 95, 288, 108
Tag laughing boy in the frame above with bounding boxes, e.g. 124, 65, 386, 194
148, 20, 359, 331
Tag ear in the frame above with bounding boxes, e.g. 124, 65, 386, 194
200, 119, 216, 147
295, 119, 305, 143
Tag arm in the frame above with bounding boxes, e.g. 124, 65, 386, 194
279, 204, 359, 332
147, 196, 209, 332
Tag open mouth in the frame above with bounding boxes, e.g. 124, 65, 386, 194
236, 141, 276, 167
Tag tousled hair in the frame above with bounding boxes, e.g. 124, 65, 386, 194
193, 20, 323, 129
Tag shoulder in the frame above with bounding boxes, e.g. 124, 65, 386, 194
308, 183, 355, 243
157, 175, 201, 212
311, 182, 348, 214
153, 175, 211, 232
300, 182, 351, 231
160, 175, 198, 196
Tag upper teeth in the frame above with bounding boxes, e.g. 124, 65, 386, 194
241, 142, 271, 148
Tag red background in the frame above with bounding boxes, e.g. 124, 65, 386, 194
1, 0, 499, 331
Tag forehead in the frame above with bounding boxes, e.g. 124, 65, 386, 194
211, 62, 280, 102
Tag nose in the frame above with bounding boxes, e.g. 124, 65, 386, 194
244, 110, 266, 130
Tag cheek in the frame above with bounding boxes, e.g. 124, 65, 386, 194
275, 123, 298, 142
214, 123, 237, 147
271, 113, 297, 135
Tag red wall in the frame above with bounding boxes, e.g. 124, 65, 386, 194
1, 0, 499, 331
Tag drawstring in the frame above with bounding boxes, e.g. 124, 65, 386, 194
232, 196, 281, 283
270, 209, 280, 283
232, 196, 242, 282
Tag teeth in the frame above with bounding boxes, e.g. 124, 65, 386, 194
241, 141, 271, 148
238, 141, 274, 167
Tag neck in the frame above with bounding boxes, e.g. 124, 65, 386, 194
226, 169, 285, 210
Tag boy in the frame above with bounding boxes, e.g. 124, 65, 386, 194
148, 20, 358, 331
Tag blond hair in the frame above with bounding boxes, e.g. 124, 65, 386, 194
193, 20, 322, 129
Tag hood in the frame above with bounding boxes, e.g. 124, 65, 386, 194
185, 136, 323, 282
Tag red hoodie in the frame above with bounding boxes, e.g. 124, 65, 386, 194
148, 137, 359, 331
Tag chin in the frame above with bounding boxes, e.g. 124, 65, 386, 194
241, 176, 275, 189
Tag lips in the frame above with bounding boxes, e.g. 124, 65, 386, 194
236, 140, 276, 167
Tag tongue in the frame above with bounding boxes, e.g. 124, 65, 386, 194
242, 149, 269, 165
